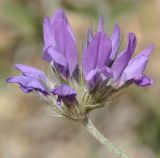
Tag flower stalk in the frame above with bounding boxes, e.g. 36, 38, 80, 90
83, 117, 132, 158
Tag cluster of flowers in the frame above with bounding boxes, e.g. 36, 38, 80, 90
7, 9, 154, 121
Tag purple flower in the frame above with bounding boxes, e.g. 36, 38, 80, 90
43, 9, 78, 78
51, 84, 76, 106
83, 16, 153, 90
117, 44, 154, 87
82, 17, 112, 90
7, 64, 48, 95
7, 9, 154, 119
83, 17, 112, 76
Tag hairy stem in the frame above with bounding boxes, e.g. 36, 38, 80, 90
82, 117, 132, 158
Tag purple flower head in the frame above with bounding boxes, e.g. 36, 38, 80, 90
7, 9, 154, 120
43, 9, 78, 79
7, 64, 49, 95
82, 15, 154, 94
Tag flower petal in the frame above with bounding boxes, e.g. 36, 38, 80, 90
110, 24, 120, 60
111, 33, 137, 82
53, 19, 78, 77
86, 68, 100, 90
51, 84, 76, 97
86, 68, 98, 82
84, 27, 94, 51
43, 9, 78, 77
50, 9, 76, 43
43, 17, 56, 50
123, 56, 148, 81
122, 44, 154, 81
7, 76, 48, 94
98, 16, 104, 32
20, 86, 33, 93
83, 32, 112, 77
15, 64, 45, 78
87, 27, 94, 44
51, 84, 76, 106
133, 44, 154, 58
99, 66, 113, 78
44, 46, 67, 67
86, 67, 113, 90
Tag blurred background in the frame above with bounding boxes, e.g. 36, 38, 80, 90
0, 0, 160, 157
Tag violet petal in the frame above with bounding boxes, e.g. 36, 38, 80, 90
99, 66, 113, 78
43, 9, 78, 77
51, 84, 76, 97
15, 64, 45, 78
98, 16, 104, 32
110, 24, 120, 60
85, 68, 100, 90
84, 27, 94, 51
50, 9, 76, 43
43, 17, 56, 50
7, 76, 47, 94
45, 46, 67, 67
53, 19, 77, 77
122, 44, 154, 81
83, 32, 112, 77
111, 33, 137, 82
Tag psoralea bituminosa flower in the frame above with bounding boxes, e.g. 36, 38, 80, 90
7, 9, 154, 158
7, 9, 154, 120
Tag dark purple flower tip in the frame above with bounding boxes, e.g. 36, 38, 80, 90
87, 27, 94, 43
43, 9, 78, 78
83, 27, 94, 51
7, 64, 49, 95
134, 75, 153, 86
85, 68, 99, 90
51, 84, 76, 106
